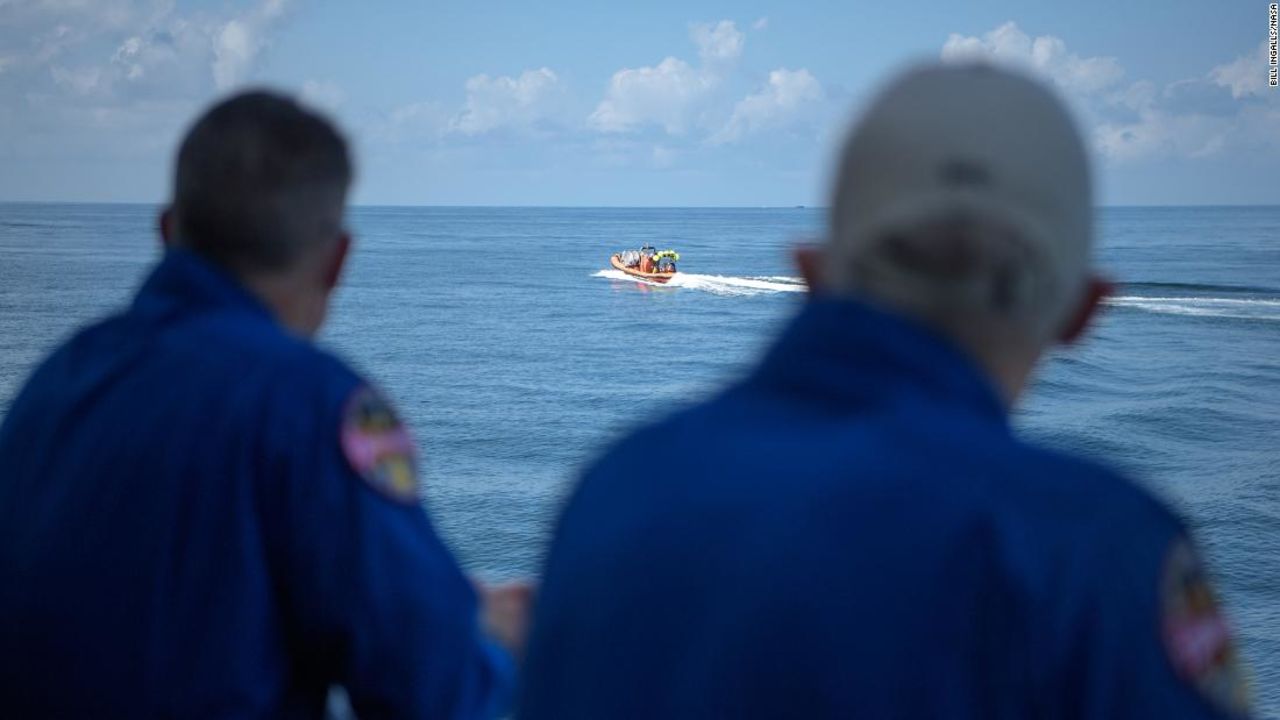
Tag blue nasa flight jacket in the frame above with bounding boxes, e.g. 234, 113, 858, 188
520, 296, 1247, 719
0, 250, 513, 719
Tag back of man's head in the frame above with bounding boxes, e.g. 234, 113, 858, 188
823, 63, 1092, 349
170, 90, 353, 275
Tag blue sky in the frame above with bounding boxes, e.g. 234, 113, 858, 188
0, 0, 1275, 206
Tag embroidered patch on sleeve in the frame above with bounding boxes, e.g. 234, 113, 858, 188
1161, 538, 1251, 716
340, 385, 420, 503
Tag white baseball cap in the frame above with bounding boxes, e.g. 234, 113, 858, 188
825, 61, 1093, 337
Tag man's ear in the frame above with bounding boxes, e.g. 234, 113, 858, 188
158, 207, 175, 248
793, 245, 824, 296
1058, 275, 1113, 345
322, 232, 351, 292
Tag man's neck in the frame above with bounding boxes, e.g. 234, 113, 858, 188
856, 293, 1039, 411
948, 332, 1038, 410
238, 271, 320, 338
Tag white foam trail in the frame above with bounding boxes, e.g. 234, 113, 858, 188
593, 269, 807, 296
669, 273, 808, 296
596, 271, 1280, 318
1106, 296, 1280, 321
593, 269, 665, 286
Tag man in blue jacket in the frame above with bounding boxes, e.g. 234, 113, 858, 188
520, 63, 1251, 718
0, 91, 527, 718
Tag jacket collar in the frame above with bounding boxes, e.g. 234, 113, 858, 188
131, 248, 275, 324
751, 295, 1008, 427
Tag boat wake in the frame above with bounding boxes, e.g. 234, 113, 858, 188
593, 270, 807, 297
1105, 295, 1280, 322
594, 270, 1280, 320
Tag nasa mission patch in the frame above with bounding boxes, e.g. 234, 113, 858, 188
1161, 537, 1251, 717
340, 385, 420, 503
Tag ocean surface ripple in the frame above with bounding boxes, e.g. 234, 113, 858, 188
1, 204, 1277, 715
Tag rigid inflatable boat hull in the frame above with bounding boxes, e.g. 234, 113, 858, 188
610, 254, 676, 284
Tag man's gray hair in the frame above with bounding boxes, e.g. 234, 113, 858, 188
827, 207, 1069, 344
172, 90, 353, 273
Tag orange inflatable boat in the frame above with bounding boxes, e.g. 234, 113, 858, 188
610, 248, 679, 283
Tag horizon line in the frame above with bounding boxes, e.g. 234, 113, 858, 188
3, 200, 1280, 210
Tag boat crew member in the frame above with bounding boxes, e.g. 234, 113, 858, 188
520, 63, 1251, 719
639, 244, 657, 273
654, 250, 679, 273
0, 91, 529, 718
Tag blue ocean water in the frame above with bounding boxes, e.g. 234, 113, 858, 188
1, 204, 1277, 714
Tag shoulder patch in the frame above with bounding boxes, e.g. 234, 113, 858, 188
341, 385, 419, 503
1161, 538, 1250, 716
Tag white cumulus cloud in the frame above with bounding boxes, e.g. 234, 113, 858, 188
1095, 111, 1228, 161
12, 0, 292, 99
714, 68, 823, 144
941, 21, 1280, 164
690, 20, 744, 64
942, 21, 1123, 95
589, 20, 745, 135
451, 67, 563, 135
212, 0, 289, 90
0, 0, 293, 148
1209, 42, 1273, 99
589, 57, 714, 134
